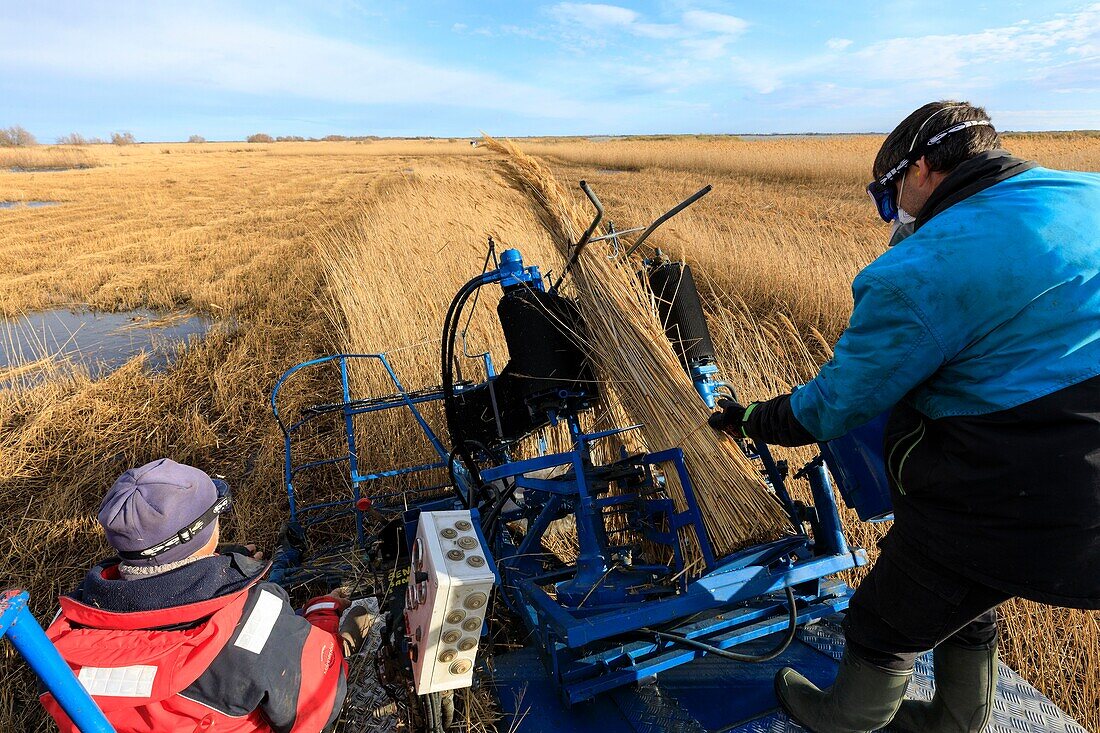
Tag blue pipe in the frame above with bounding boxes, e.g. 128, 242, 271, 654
1, 590, 115, 733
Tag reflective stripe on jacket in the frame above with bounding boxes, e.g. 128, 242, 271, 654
41, 556, 347, 733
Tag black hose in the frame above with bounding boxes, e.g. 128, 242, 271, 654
441, 276, 493, 487
641, 586, 799, 663
446, 439, 499, 508
480, 478, 519, 545
424, 691, 444, 733
441, 278, 484, 401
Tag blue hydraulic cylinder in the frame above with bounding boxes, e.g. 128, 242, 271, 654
0, 590, 115, 733
804, 460, 849, 558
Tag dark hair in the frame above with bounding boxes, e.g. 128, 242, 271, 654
873, 101, 1001, 180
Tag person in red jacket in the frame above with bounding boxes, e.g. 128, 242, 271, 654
41, 458, 368, 733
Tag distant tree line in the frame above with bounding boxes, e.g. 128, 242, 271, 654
246, 132, 385, 143
5, 124, 464, 147
55, 131, 137, 145
57, 133, 100, 145
0, 125, 36, 146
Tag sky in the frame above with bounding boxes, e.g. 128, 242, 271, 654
1, 1, 1097, 141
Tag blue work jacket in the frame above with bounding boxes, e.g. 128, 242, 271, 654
785, 159, 1100, 608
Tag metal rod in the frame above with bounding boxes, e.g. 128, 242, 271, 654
551, 180, 604, 291
624, 185, 713, 258
588, 225, 646, 244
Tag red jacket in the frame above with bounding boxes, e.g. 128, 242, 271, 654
41, 555, 346, 733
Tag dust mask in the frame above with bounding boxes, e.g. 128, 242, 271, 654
895, 169, 916, 224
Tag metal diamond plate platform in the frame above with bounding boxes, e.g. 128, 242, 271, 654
492, 615, 1087, 733
741, 619, 1089, 733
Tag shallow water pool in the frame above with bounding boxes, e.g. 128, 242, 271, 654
1, 307, 213, 382
0, 201, 62, 209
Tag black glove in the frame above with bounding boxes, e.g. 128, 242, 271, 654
709, 397, 749, 439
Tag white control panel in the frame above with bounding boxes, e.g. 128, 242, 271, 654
404, 510, 496, 695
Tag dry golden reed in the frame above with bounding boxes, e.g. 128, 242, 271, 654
1, 136, 1097, 731
484, 136, 789, 556
0, 145, 96, 172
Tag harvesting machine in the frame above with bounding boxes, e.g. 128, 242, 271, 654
4, 182, 1086, 733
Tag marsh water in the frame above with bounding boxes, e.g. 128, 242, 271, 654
0, 201, 62, 209
1, 307, 213, 381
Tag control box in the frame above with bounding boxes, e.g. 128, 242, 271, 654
404, 510, 496, 694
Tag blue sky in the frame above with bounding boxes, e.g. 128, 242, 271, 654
1, 1, 1097, 141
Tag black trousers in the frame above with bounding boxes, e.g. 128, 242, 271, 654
843, 532, 1011, 671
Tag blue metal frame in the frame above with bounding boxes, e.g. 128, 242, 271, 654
0, 244, 904, 726
269, 248, 548, 541
267, 245, 889, 711
271, 352, 460, 532
555, 582, 853, 703
1, 590, 115, 733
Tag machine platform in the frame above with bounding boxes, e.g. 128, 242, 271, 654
491, 616, 1087, 733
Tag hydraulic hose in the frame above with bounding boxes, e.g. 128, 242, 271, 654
641, 586, 799, 663
441, 273, 496, 489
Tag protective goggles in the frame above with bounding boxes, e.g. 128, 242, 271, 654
117, 479, 233, 560
867, 119, 994, 222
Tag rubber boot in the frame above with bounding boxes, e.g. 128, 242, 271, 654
775, 650, 912, 733
890, 639, 998, 733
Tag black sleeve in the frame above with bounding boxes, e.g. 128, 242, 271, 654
744, 394, 817, 447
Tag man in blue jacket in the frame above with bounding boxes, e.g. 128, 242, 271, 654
711, 101, 1100, 733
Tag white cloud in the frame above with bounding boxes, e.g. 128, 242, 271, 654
0, 4, 583, 119
681, 37, 735, 61
550, 3, 638, 28
548, 4, 746, 46
723, 2, 1100, 104
852, 3, 1100, 83
682, 11, 748, 38
630, 22, 684, 40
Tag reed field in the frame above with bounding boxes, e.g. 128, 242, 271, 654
0, 146, 97, 173
1, 135, 1098, 731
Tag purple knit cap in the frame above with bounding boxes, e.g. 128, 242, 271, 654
98, 458, 229, 567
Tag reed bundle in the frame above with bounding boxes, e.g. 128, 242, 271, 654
484, 137, 789, 557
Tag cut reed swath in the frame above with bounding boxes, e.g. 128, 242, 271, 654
484, 136, 790, 556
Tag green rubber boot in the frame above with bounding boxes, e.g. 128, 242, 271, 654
775, 651, 912, 733
890, 640, 998, 733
